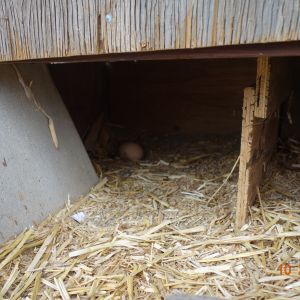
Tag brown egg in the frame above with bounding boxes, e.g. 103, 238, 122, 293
119, 142, 144, 161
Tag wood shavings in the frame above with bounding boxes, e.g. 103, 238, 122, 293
0, 137, 299, 298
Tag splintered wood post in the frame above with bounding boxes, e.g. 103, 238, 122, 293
236, 87, 263, 228
236, 57, 291, 228
255, 57, 270, 118
236, 58, 271, 228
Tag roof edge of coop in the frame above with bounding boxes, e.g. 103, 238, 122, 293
1, 0, 300, 63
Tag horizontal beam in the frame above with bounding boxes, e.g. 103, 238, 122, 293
8, 41, 300, 64
1, 0, 300, 62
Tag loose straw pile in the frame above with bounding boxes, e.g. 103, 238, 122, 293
0, 137, 299, 299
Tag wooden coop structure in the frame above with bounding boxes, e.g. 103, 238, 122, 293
1, 1, 300, 299
1, 0, 300, 241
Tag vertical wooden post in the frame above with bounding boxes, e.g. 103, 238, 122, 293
236, 87, 264, 228
236, 58, 291, 228
255, 57, 270, 118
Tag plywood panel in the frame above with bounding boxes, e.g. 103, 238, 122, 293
49, 63, 108, 137
280, 58, 300, 139
109, 58, 256, 135
0, 0, 300, 62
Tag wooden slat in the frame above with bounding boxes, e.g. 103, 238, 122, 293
236, 87, 264, 228
236, 58, 292, 228
255, 56, 270, 118
0, 0, 300, 62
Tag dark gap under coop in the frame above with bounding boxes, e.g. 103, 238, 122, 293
49, 58, 300, 172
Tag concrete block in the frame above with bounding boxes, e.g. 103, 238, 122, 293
0, 63, 98, 243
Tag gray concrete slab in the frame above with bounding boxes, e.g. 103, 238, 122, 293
0, 63, 98, 243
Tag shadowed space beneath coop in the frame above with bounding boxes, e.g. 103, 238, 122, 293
0, 136, 300, 299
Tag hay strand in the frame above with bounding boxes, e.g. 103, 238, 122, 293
0, 137, 299, 298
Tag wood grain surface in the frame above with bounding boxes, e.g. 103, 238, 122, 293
0, 0, 300, 62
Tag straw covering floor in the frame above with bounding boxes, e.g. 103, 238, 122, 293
1, 137, 300, 299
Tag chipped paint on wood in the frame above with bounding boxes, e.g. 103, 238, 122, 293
0, 0, 300, 62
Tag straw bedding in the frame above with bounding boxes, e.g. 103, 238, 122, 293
0, 137, 299, 299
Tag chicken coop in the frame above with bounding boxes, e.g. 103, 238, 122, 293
0, 1, 300, 299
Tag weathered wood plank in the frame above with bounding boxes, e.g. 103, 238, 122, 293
236, 58, 292, 228
255, 56, 270, 118
236, 87, 264, 229
0, 0, 300, 62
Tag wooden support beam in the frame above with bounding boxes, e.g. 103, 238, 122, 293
236, 58, 291, 228
236, 87, 264, 228
1, 1, 300, 62
255, 56, 270, 118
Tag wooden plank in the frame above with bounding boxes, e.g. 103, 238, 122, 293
236, 87, 264, 228
0, 0, 300, 62
255, 56, 270, 118
19, 41, 300, 64
236, 58, 292, 228
107, 58, 256, 135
